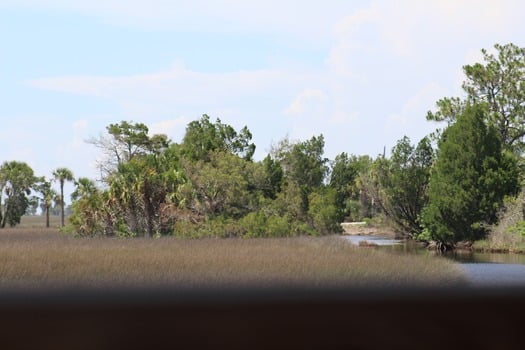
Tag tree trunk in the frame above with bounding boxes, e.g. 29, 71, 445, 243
143, 181, 154, 238
45, 205, 50, 228
60, 181, 65, 227
1, 203, 8, 228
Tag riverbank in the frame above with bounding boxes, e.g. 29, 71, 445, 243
340, 222, 400, 237
472, 241, 525, 254
340, 221, 525, 256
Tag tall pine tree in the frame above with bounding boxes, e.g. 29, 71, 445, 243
422, 104, 519, 244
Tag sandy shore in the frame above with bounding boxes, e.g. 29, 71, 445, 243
341, 222, 398, 237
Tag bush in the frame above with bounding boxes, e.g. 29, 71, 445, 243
308, 188, 343, 235
508, 221, 525, 237
345, 199, 362, 222
114, 221, 136, 238
266, 215, 292, 237
291, 221, 318, 236
239, 212, 267, 237
474, 194, 525, 251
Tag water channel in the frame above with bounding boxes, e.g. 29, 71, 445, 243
343, 235, 525, 287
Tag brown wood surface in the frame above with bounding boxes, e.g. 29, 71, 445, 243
0, 286, 522, 349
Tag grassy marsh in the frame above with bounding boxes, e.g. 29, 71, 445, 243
0, 226, 466, 290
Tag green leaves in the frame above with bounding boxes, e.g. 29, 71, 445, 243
0, 161, 37, 227
369, 136, 434, 237
106, 121, 151, 161
181, 114, 256, 161
422, 104, 520, 244
329, 153, 372, 221
181, 151, 252, 219
428, 43, 525, 154
88, 120, 171, 176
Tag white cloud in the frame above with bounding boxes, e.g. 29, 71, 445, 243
72, 119, 88, 131
27, 65, 311, 129
1, 0, 360, 44
326, 0, 525, 78
327, 6, 380, 77
67, 120, 89, 149
284, 89, 328, 116
12, 0, 525, 164
28, 66, 298, 102
149, 118, 188, 140
330, 111, 359, 124
387, 82, 448, 125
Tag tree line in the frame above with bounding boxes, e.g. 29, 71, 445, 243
0, 164, 73, 228
1, 43, 524, 247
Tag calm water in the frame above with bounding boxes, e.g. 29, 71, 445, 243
343, 235, 525, 286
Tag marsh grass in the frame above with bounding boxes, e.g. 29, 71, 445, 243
474, 197, 525, 253
19, 215, 62, 228
0, 228, 465, 290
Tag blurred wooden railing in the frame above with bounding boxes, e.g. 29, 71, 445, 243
0, 286, 523, 349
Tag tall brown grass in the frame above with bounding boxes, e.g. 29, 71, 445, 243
0, 227, 465, 290
18, 214, 62, 228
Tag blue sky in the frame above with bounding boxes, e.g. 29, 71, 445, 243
1, 0, 524, 202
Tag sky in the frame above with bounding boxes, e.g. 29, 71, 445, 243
1, 0, 524, 201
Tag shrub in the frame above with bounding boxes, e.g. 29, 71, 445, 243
291, 221, 318, 236
308, 188, 343, 235
239, 212, 267, 237
266, 215, 291, 237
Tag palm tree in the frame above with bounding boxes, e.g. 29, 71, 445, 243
71, 177, 98, 201
52, 167, 74, 227
35, 178, 58, 228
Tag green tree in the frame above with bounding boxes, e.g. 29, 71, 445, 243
134, 153, 185, 237
281, 135, 328, 190
98, 140, 186, 237
80, 120, 179, 237
422, 104, 520, 245
180, 151, 255, 220
329, 153, 372, 221
272, 135, 328, 214
69, 178, 106, 236
308, 187, 343, 234
26, 196, 39, 216
52, 167, 74, 227
88, 120, 170, 176
71, 177, 99, 202
260, 155, 283, 200
428, 43, 525, 153
34, 178, 59, 228
0, 161, 36, 227
181, 114, 256, 161
373, 136, 434, 237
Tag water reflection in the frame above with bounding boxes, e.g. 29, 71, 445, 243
343, 234, 525, 265
460, 263, 525, 286
342, 235, 404, 247
343, 235, 428, 255
445, 250, 525, 264
343, 234, 525, 286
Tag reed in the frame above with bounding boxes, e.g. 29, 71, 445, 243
0, 228, 465, 290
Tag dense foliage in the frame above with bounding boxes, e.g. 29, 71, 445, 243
366, 137, 434, 238
0, 161, 36, 227
2, 42, 524, 247
421, 105, 519, 244
329, 153, 373, 221
64, 118, 342, 237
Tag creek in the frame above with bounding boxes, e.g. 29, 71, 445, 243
343, 235, 525, 287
